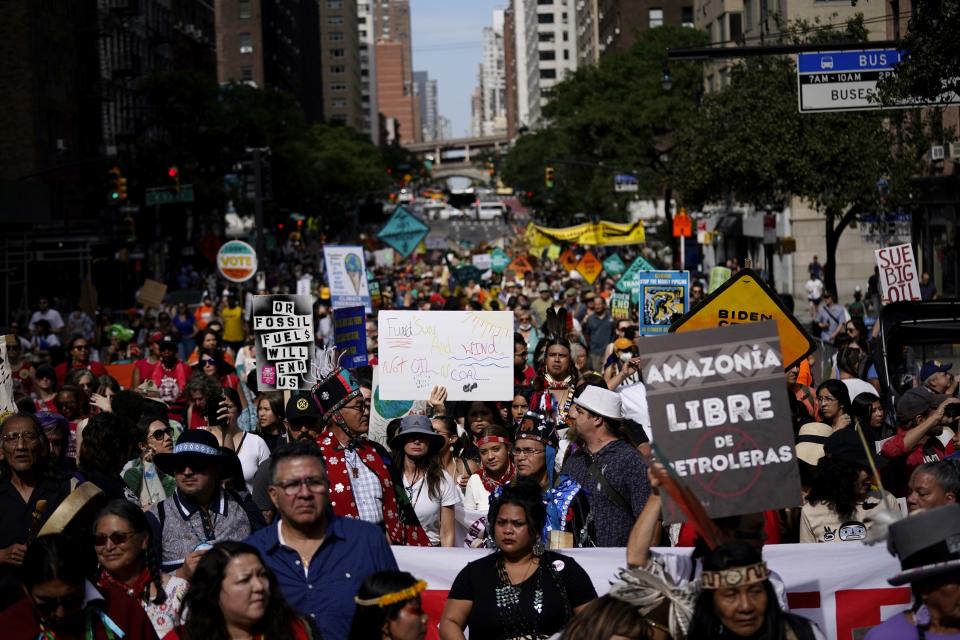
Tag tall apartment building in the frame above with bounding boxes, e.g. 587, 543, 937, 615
414, 71, 439, 141
216, 0, 323, 121
319, 0, 363, 128
575, 0, 600, 66
0, 0, 216, 223
504, 6, 520, 139
357, 1, 379, 142
474, 10, 508, 137
595, 0, 695, 57
535, 0, 578, 106
375, 0, 420, 144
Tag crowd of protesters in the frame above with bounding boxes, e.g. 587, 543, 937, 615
1, 240, 959, 640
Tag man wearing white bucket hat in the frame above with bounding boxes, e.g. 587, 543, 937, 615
561, 385, 651, 547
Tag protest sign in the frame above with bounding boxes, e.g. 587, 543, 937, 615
378, 206, 430, 258
602, 253, 626, 276
368, 279, 383, 309
217, 240, 257, 283
373, 248, 395, 268
708, 265, 732, 293
558, 248, 579, 271
137, 279, 167, 308
333, 306, 368, 368
576, 251, 603, 284
296, 275, 312, 298
507, 256, 533, 278
471, 253, 492, 271
610, 293, 631, 321
546, 245, 562, 261
636, 271, 689, 335
0, 338, 15, 415
615, 255, 656, 301
875, 243, 921, 303
642, 321, 802, 523
368, 366, 420, 446
324, 245, 372, 314
490, 248, 511, 273
253, 295, 315, 391
671, 269, 815, 371
377, 310, 513, 401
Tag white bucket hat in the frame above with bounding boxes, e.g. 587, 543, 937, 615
574, 386, 622, 421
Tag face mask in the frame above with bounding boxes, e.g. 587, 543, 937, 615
619, 352, 633, 362
518, 322, 531, 331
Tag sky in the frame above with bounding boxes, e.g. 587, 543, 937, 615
410, 0, 506, 138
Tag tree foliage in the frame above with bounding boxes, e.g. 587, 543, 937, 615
876, 0, 960, 103
501, 26, 709, 224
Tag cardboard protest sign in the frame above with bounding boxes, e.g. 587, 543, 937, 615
377, 310, 513, 401
333, 306, 368, 368
0, 338, 16, 415
324, 245, 372, 314
671, 269, 815, 371
637, 271, 689, 335
610, 293, 631, 321
642, 321, 802, 523
708, 266, 731, 293
138, 279, 167, 309
378, 206, 430, 258
875, 243, 921, 303
576, 251, 603, 284
253, 295, 315, 391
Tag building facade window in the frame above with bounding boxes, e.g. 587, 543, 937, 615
240, 65, 253, 81
239, 32, 253, 54
329, 31, 344, 41
330, 64, 346, 74
332, 98, 347, 108
239, 0, 251, 19
327, 0, 343, 7
538, 31, 555, 42
681, 6, 694, 27
329, 48, 345, 58
729, 12, 743, 41
540, 68, 557, 79
330, 82, 347, 92
649, 8, 663, 28
539, 49, 556, 61
327, 15, 343, 25
537, 13, 555, 23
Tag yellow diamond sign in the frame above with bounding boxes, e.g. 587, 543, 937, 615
670, 269, 815, 370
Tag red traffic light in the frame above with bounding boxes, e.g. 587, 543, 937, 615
167, 166, 179, 178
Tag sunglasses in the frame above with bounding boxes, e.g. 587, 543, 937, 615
149, 427, 174, 440
32, 590, 85, 613
93, 530, 139, 547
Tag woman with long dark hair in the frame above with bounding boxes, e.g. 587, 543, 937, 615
801, 429, 898, 543
687, 542, 823, 639
94, 499, 187, 638
390, 415, 460, 547
439, 478, 597, 639
254, 390, 285, 452
432, 415, 477, 492
851, 392, 892, 442
529, 309, 579, 428
122, 416, 176, 508
204, 387, 269, 493
815, 379, 852, 431
163, 541, 313, 640
464, 425, 515, 511
349, 571, 429, 640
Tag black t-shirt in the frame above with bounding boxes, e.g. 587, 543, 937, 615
448, 550, 597, 640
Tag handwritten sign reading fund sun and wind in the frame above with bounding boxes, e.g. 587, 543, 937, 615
377, 311, 513, 401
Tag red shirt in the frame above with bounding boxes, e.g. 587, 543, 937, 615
55, 360, 108, 385
0, 585, 158, 640
881, 429, 954, 496
163, 618, 310, 640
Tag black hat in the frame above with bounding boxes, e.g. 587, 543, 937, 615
515, 411, 559, 449
35, 364, 56, 380
286, 392, 321, 421
158, 333, 179, 351
887, 504, 960, 585
389, 415, 445, 452
823, 428, 887, 471
312, 368, 361, 418
154, 429, 227, 474
896, 388, 948, 425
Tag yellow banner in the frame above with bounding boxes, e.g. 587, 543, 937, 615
528, 220, 646, 247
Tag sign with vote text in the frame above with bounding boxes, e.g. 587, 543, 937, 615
643, 321, 802, 523
377, 311, 513, 401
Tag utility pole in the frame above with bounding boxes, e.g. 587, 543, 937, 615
252, 147, 265, 259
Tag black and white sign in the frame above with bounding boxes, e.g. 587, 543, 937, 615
253, 295, 315, 391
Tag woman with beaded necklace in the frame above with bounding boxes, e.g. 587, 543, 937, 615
529, 309, 578, 428
93, 499, 187, 638
440, 479, 597, 639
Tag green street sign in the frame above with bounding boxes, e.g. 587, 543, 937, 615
145, 185, 195, 206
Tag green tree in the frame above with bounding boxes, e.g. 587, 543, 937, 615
501, 26, 709, 227
671, 16, 927, 294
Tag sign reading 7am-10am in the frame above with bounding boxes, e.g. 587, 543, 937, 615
377, 311, 513, 401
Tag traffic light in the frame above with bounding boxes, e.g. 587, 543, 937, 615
107, 166, 127, 202
168, 166, 181, 192
545, 166, 555, 189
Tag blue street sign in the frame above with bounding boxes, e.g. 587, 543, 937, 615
797, 50, 904, 74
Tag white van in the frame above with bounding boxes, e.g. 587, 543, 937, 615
476, 201, 507, 221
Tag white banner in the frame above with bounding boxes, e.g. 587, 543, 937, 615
394, 544, 910, 640
324, 245, 372, 313
377, 311, 514, 401
875, 243, 921, 303
0, 338, 15, 415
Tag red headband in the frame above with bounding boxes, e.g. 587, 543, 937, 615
477, 436, 510, 447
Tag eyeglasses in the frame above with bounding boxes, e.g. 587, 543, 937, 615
342, 400, 371, 414
93, 531, 139, 547
149, 427, 174, 441
273, 477, 328, 496
513, 447, 545, 458
31, 590, 85, 613
2, 431, 40, 444
817, 396, 837, 404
